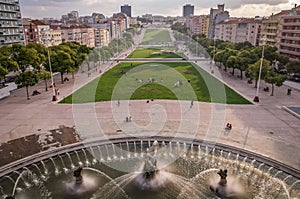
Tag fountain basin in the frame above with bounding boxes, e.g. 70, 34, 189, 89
0, 137, 299, 199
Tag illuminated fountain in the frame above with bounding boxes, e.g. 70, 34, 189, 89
0, 137, 299, 199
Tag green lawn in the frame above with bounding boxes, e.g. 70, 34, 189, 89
142, 29, 172, 44
61, 62, 251, 104
127, 47, 182, 58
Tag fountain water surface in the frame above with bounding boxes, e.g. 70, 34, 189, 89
0, 138, 299, 199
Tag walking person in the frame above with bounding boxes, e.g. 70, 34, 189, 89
190, 99, 194, 108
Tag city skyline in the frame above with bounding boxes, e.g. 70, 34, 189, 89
21, 0, 298, 19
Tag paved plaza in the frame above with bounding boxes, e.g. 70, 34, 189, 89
0, 34, 299, 171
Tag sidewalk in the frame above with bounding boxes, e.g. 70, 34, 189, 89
0, 83, 17, 99
284, 80, 300, 91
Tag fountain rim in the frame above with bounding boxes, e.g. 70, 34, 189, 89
0, 136, 299, 180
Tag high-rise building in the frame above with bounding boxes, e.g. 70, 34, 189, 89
183, 4, 194, 17
0, 0, 24, 46
208, 4, 229, 39
121, 4, 131, 17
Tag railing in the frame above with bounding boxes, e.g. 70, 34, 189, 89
279, 43, 300, 49
281, 29, 300, 33
0, 0, 19, 5
280, 36, 300, 41
279, 48, 300, 56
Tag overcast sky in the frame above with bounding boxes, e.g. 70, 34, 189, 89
21, 0, 298, 19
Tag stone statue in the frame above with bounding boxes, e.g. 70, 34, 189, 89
73, 167, 83, 184
217, 169, 228, 186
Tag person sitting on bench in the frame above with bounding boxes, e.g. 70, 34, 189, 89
264, 87, 269, 92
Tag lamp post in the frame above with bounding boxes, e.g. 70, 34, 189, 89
212, 36, 216, 65
47, 48, 57, 101
253, 35, 267, 103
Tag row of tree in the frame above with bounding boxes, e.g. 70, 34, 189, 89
173, 31, 300, 96
0, 30, 135, 100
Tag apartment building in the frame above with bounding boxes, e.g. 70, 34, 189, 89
215, 18, 262, 46
183, 4, 194, 17
260, 11, 290, 47
58, 25, 95, 47
186, 15, 210, 37
208, 4, 229, 39
278, 5, 300, 62
215, 19, 238, 42
121, 4, 131, 18
94, 28, 110, 47
0, 0, 24, 45
23, 19, 62, 47
60, 26, 82, 44
236, 18, 262, 46
80, 25, 95, 47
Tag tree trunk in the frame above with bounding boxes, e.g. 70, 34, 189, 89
61, 72, 64, 84
254, 80, 258, 88
240, 69, 243, 80
72, 72, 75, 79
232, 68, 235, 76
44, 79, 48, 91
271, 84, 274, 96
26, 86, 30, 100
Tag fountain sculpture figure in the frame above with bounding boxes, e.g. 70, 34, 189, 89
74, 167, 83, 184
217, 169, 228, 186
143, 141, 159, 180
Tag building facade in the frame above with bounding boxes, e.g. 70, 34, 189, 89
23, 19, 62, 47
59, 25, 95, 47
278, 5, 300, 62
215, 18, 262, 46
208, 4, 229, 39
121, 4, 131, 18
260, 10, 290, 47
0, 0, 24, 45
94, 28, 110, 47
186, 15, 210, 37
183, 4, 194, 17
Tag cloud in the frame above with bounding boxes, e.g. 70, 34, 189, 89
20, 0, 292, 18
225, 0, 289, 9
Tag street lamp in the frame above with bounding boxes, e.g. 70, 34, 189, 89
47, 48, 57, 101
253, 35, 267, 103
212, 36, 216, 65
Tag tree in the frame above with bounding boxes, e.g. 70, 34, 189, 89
265, 69, 287, 96
246, 59, 271, 88
14, 71, 39, 100
286, 61, 300, 74
12, 45, 41, 71
0, 65, 8, 86
226, 55, 239, 76
26, 43, 47, 68
236, 50, 252, 80
214, 50, 225, 66
276, 54, 289, 70
171, 22, 187, 34
221, 49, 238, 71
234, 41, 253, 50
0, 45, 19, 72
50, 50, 75, 84
38, 70, 51, 91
